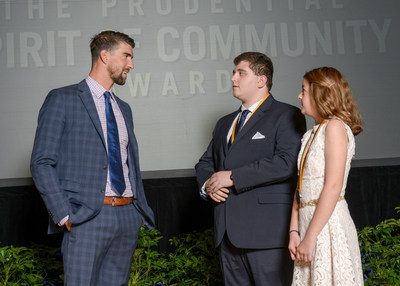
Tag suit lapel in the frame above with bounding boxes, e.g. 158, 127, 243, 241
223, 109, 241, 153
78, 80, 106, 148
230, 95, 275, 146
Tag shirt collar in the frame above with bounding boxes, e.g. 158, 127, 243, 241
86, 76, 114, 100
240, 97, 264, 113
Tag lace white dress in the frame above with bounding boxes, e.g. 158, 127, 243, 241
292, 119, 363, 286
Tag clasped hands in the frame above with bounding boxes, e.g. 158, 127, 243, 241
288, 233, 317, 262
205, 171, 233, 203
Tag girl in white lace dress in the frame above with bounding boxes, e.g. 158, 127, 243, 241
288, 67, 364, 285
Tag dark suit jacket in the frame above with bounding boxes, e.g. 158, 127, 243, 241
31, 80, 155, 232
195, 95, 306, 249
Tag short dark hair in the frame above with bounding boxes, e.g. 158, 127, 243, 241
233, 52, 274, 91
90, 30, 135, 65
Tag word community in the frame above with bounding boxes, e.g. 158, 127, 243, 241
1, 19, 390, 68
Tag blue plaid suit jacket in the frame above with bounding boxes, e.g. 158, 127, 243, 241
31, 80, 155, 232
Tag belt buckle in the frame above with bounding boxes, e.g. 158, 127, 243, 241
112, 197, 116, 206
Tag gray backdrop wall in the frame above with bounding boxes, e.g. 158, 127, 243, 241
1, 0, 400, 183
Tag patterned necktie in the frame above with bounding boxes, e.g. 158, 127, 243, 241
104, 91, 126, 196
234, 109, 250, 136
228, 109, 250, 148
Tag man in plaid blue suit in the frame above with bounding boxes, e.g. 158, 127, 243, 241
31, 31, 155, 285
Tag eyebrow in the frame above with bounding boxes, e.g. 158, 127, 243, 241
233, 68, 247, 73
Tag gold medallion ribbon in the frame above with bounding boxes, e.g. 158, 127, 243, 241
296, 119, 327, 204
230, 93, 270, 145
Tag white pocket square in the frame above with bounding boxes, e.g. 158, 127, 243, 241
252, 132, 265, 140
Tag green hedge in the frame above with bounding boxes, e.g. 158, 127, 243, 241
358, 207, 400, 285
1, 207, 399, 285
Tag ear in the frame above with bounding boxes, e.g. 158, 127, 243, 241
99, 50, 109, 65
257, 75, 267, 89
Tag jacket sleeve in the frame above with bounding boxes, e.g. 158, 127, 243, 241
195, 125, 219, 196
30, 90, 69, 225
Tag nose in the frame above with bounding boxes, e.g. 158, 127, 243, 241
298, 93, 302, 100
231, 73, 237, 82
128, 58, 134, 69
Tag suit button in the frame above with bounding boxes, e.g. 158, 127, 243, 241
101, 188, 105, 193
103, 165, 107, 170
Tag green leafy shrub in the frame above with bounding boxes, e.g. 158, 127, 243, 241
129, 227, 222, 285
2, 208, 400, 285
358, 207, 400, 285
0, 244, 62, 286
166, 228, 222, 285
129, 228, 169, 285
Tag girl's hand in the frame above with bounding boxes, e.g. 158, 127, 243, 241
295, 235, 317, 262
288, 231, 301, 260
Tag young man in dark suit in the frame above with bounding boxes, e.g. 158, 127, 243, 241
31, 31, 154, 285
196, 52, 306, 285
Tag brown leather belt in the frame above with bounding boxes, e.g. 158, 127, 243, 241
104, 197, 134, 206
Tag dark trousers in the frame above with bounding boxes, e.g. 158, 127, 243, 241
62, 203, 142, 286
219, 235, 293, 286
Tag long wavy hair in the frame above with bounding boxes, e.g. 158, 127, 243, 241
304, 67, 363, 135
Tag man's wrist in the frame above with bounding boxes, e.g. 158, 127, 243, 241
58, 215, 69, 226
200, 182, 209, 199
